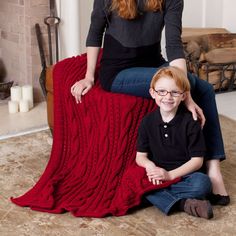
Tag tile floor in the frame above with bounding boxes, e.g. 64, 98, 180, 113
0, 91, 236, 140
215, 91, 236, 120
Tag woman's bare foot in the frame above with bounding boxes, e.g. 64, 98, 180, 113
206, 159, 228, 196
206, 160, 230, 205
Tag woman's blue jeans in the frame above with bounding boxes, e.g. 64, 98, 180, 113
145, 172, 212, 215
111, 67, 226, 160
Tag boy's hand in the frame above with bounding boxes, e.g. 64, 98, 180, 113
145, 163, 163, 185
147, 167, 172, 184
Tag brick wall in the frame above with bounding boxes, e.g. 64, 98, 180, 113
0, 0, 50, 102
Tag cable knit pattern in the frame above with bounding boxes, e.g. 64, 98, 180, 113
11, 53, 180, 217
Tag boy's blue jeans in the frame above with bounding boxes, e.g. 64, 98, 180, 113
145, 172, 212, 215
111, 67, 225, 160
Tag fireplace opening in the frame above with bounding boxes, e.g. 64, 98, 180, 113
0, 58, 13, 100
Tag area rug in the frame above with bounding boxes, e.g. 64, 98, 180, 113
0, 115, 235, 236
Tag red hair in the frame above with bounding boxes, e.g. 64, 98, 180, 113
151, 66, 190, 92
111, 0, 164, 20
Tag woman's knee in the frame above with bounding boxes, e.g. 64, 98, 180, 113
189, 73, 215, 98
189, 172, 212, 197
203, 81, 215, 96
195, 77, 215, 97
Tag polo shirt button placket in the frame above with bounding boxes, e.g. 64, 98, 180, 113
163, 124, 168, 138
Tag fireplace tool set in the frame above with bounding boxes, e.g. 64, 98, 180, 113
35, 0, 60, 97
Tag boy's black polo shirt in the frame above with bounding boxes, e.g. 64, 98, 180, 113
137, 104, 206, 171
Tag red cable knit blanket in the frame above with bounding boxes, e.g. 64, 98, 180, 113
11, 54, 179, 217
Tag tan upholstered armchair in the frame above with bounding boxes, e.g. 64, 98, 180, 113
45, 66, 54, 131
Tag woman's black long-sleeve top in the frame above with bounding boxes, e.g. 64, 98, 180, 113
86, 0, 185, 91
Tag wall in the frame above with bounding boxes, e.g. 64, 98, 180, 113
183, 0, 236, 32
222, 0, 236, 32
56, 0, 93, 59
79, 0, 93, 53
56, 0, 80, 60
0, 0, 50, 102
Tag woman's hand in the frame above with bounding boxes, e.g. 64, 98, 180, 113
71, 46, 100, 103
71, 77, 94, 103
185, 92, 205, 128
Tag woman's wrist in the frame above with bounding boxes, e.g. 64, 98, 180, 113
84, 72, 95, 82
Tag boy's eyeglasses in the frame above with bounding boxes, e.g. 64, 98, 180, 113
153, 89, 184, 97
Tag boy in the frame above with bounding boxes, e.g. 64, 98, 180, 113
136, 66, 213, 219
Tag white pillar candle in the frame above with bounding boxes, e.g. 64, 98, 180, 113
22, 85, 33, 109
8, 101, 19, 114
10, 86, 22, 102
19, 100, 29, 112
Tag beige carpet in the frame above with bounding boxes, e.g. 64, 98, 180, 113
0, 116, 235, 236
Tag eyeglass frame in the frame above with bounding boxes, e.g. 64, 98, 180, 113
153, 88, 184, 97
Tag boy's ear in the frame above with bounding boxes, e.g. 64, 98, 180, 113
149, 88, 156, 99
181, 92, 186, 101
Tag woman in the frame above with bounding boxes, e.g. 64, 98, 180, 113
71, 0, 229, 205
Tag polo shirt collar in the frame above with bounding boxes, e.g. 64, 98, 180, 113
155, 103, 186, 126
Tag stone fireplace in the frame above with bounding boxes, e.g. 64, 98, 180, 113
0, 0, 50, 102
